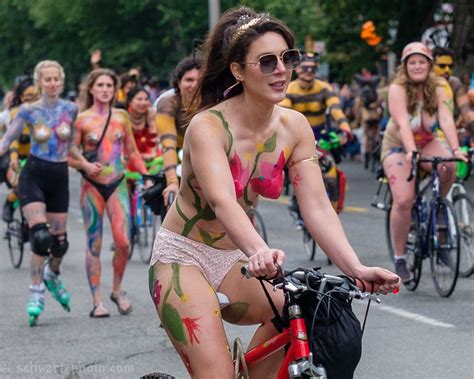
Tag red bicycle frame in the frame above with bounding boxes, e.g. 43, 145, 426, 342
243, 304, 317, 379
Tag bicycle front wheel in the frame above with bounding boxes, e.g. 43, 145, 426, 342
7, 217, 24, 268
302, 227, 317, 261
429, 198, 460, 297
452, 193, 473, 277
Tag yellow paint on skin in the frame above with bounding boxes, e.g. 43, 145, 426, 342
284, 146, 291, 159
243, 152, 253, 162
281, 112, 289, 125
256, 143, 265, 153
214, 309, 221, 318
210, 124, 220, 138
434, 55, 453, 77
180, 293, 190, 303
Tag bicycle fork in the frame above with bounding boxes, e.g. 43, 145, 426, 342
284, 305, 327, 379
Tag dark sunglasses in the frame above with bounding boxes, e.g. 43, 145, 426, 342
300, 65, 317, 73
436, 63, 453, 69
243, 49, 301, 75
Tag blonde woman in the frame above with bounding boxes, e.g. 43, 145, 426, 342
0, 60, 85, 326
381, 42, 467, 282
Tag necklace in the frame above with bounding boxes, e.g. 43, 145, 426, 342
129, 111, 146, 130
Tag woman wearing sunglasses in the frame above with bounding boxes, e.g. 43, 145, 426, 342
148, 7, 400, 377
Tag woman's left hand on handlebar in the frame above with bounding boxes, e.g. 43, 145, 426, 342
248, 248, 285, 278
453, 148, 468, 163
357, 266, 400, 295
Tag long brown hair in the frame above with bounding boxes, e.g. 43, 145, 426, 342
189, 6, 295, 117
78, 68, 119, 111
393, 62, 439, 116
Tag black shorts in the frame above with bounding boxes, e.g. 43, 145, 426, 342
18, 155, 69, 213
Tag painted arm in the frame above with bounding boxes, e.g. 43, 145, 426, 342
437, 80, 461, 152
326, 91, 351, 135
0, 105, 28, 155
388, 84, 417, 155
288, 111, 399, 290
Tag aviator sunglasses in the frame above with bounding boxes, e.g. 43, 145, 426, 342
242, 49, 301, 75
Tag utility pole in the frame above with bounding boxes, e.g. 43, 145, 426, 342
208, 0, 220, 30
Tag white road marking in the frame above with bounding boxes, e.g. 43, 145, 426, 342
376, 304, 455, 328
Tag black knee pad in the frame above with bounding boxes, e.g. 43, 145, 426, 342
30, 223, 52, 256
51, 233, 69, 258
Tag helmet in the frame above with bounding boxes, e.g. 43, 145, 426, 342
300, 52, 319, 63
401, 42, 433, 62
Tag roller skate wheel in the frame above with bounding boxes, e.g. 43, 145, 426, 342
29, 315, 38, 327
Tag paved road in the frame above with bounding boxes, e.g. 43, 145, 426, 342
1, 161, 473, 378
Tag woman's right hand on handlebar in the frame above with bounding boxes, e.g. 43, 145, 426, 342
163, 182, 179, 206
356, 266, 400, 295
248, 248, 285, 278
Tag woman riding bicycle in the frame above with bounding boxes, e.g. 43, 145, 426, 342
0, 60, 81, 326
70, 69, 150, 318
381, 42, 467, 282
148, 7, 400, 378
155, 55, 203, 204
2, 77, 38, 223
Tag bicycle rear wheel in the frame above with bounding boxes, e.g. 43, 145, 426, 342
429, 198, 460, 297
249, 208, 268, 243
7, 215, 24, 269
139, 204, 156, 264
452, 193, 473, 277
302, 227, 317, 261
404, 210, 423, 291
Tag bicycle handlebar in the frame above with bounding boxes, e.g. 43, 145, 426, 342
240, 265, 381, 303
407, 152, 469, 182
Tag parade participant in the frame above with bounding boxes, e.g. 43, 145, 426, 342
432, 47, 473, 130
280, 52, 351, 222
148, 7, 400, 377
2, 77, 38, 223
70, 68, 149, 318
0, 60, 81, 326
125, 86, 159, 165
381, 42, 467, 282
155, 55, 203, 204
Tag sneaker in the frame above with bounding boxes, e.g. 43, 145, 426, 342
2, 200, 14, 223
295, 218, 304, 231
395, 259, 413, 283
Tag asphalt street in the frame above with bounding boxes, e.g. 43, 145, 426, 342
0, 160, 473, 379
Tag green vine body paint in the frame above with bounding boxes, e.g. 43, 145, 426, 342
221, 301, 250, 323
162, 302, 187, 344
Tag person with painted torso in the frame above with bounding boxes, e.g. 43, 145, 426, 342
381, 42, 467, 282
147, 7, 400, 377
69, 69, 149, 318
2, 77, 38, 223
155, 55, 203, 204
0, 60, 85, 326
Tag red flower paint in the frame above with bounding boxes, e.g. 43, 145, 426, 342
230, 153, 250, 199
152, 280, 162, 306
182, 317, 201, 345
250, 151, 285, 199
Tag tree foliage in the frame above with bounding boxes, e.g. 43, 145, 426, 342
0, 0, 469, 91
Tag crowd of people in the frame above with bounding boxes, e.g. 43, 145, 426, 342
0, 4, 473, 377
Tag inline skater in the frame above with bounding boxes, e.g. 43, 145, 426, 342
0, 60, 84, 326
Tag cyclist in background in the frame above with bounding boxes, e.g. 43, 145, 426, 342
380, 42, 466, 282
280, 52, 352, 224
125, 86, 161, 172
2, 77, 38, 223
155, 55, 203, 203
432, 47, 473, 142
148, 7, 399, 377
